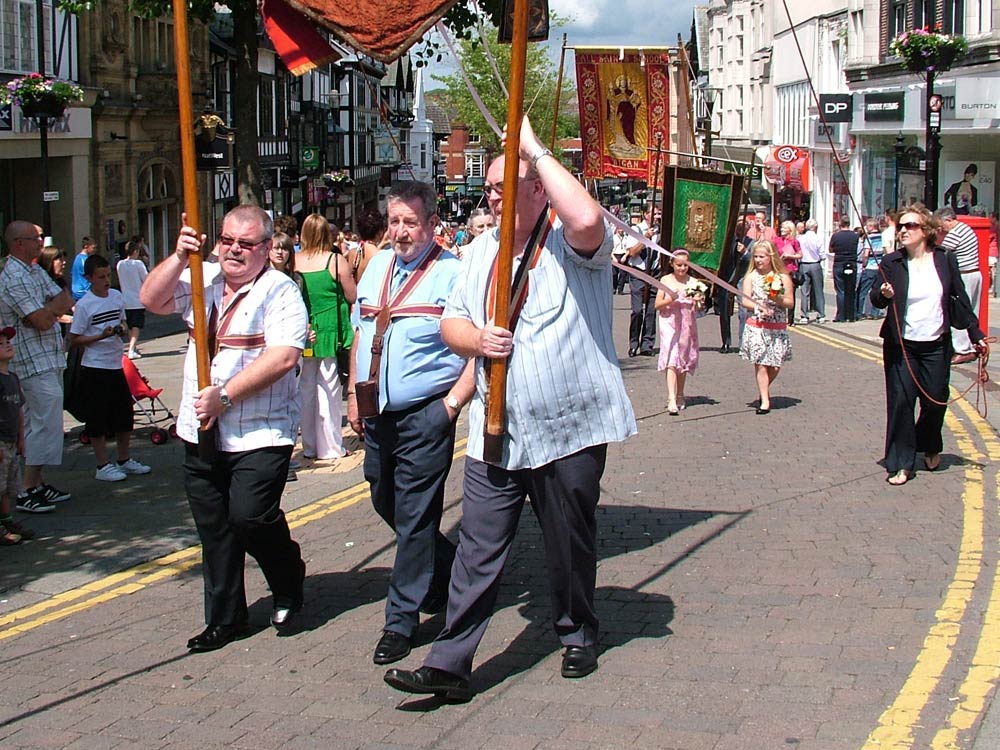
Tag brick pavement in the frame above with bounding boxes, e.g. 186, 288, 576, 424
2, 293, 1000, 749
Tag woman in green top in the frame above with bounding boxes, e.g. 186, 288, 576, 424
296, 214, 357, 460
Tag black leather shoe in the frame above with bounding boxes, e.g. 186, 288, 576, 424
373, 630, 412, 665
628, 346, 638, 357
186, 623, 249, 652
639, 349, 654, 357
561, 645, 599, 678
420, 587, 448, 615
270, 601, 302, 630
384, 666, 472, 702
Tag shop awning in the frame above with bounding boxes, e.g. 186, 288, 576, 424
764, 145, 811, 192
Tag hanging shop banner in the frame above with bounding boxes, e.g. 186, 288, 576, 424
763, 145, 812, 192
818, 94, 853, 123
575, 48, 672, 183
864, 92, 905, 122
659, 166, 747, 275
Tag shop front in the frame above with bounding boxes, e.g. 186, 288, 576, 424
764, 145, 812, 225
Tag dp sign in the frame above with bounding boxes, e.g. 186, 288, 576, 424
819, 94, 853, 123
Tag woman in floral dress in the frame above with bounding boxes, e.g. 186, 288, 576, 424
655, 250, 704, 415
739, 240, 793, 414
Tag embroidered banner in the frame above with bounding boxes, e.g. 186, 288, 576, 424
575, 48, 672, 182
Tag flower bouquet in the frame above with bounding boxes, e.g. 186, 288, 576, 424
684, 277, 708, 305
889, 29, 968, 73
763, 271, 785, 299
0, 73, 83, 118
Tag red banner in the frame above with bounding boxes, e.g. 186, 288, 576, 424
575, 49, 671, 182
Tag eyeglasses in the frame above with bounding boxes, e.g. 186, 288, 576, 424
218, 234, 266, 251
898, 221, 924, 231
483, 178, 535, 197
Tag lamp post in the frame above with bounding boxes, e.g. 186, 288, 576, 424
923, 71, 942, 209
35, 0, 51, 236
893, 132, 905, 210
702, 86, 719, 160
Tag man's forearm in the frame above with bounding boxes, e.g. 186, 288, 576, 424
222, 345, 300, 403
441, 317, 484, 358
140, 252, 188, 314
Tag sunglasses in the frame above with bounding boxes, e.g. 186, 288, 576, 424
898, 221, 923, 231
218, 234, 266, 251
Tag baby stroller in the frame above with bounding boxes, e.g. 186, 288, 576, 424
121, 355, 178, 444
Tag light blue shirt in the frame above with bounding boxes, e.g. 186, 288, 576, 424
70, 252, 90, 300
351, 243, 465, 412
445, 220, 637, 470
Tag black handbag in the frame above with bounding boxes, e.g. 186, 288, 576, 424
790, 270, 805, 287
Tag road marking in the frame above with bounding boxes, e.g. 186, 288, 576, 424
931, 401, 1000, 750
0, 438, 468, 642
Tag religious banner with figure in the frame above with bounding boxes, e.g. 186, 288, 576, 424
660, 166, 746, 275
575, 48, 672, 182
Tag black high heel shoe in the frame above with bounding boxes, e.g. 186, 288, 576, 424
755, 406, 770, 415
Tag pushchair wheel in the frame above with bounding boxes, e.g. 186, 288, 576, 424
151, 428, 169, 445
168, 423, 178, 439
79, 432, 91, 445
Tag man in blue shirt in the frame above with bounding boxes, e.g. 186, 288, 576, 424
70, 236, 97, 301
347, 180, 474, 667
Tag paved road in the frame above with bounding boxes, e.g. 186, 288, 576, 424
2, 290, 1000, 750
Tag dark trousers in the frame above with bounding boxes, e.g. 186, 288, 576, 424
612, 263, 627, 294
183, 441, 303, 626
833, 262, 857, 321
882, 338, 950, 474
716, 290, 733, 348
364, 394, 457, 637
424, 445, 607, 681
629, 277, 656, 352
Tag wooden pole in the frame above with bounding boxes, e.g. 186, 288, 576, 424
483, 0, 531, 464
549, 33, 568, 151
650, 132, 663, 226
171, 0, 213, 442
676, 36, 699, 167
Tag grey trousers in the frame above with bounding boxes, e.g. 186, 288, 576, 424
424, 445, 607, 680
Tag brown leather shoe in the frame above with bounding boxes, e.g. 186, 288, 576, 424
951, 352, 977, 365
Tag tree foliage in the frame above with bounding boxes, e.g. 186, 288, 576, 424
430, 23, 578, 152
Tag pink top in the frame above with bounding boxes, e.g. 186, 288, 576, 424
774, 236, 801, 272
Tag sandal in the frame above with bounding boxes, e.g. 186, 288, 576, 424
924, 453, 941, 471
0, 530, 22, 546
667, 400, 679, 416
887, 470, 911, 486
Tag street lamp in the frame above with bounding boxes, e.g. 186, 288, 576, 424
702, 86, 720, 159
893, 132, 905, 210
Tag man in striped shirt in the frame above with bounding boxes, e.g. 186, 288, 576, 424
385, 116, 637, 702
935, 207, 981, 364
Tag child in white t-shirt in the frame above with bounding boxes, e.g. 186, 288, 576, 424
69, 255, 152, 483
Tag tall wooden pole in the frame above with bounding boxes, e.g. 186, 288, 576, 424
483, 0, 531, 464
172, 0, 213, 443
676, 36, 699, 167
549, 33, 567, 151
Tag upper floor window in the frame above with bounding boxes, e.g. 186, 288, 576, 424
913, 0, 935, 30
890, 0, 907, 39
1, 0, 42, 73
943, 0, 965, 34
468, 133, 481, 145
132, 17, 174, 73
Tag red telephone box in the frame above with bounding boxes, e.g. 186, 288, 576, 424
958, 216, 991, 332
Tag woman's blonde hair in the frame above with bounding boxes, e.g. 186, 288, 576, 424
780, 220, 797, 238
300, 213, 333, 254
745, 239, 788, 277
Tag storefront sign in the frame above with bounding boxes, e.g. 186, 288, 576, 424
955, 77, 1000, 119
196, 139, 231, 171
764, 145, 811, 192
819, 94, 853, 123
301, 146, 320, 169
0, 104, 10, 131
864, 92, 904, 122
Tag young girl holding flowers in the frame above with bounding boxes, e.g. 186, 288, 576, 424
739, 240, 793, 414
654, 249, 705, 415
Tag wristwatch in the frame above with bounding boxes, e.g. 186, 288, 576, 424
219, 387, 233, 409
445, 395, 461, 411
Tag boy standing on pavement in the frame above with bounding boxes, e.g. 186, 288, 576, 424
0, 326, 35, 543
68, 255, 151, 482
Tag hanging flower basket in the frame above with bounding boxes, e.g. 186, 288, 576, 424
889, 29, 968, 73
0, 73, 84, 118
322, 171, 355, 188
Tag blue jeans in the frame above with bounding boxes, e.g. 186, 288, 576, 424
855, 268, 881, 318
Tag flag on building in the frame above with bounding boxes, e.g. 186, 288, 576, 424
575, 49, 672, 182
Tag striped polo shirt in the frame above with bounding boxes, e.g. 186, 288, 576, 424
941, 221, 979, 271
445, 219, 637, 471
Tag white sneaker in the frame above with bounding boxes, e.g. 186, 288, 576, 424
117, 458, 152, 475
96, 463, 128, 482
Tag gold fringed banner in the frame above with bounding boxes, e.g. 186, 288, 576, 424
575, 48, 671, 183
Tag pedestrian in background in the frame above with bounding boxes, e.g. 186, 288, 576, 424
140, 206, 309, 651
0, 221, 74, 514
116, 237, 149, 360
740, 240, 793, 414
0, 326, 35, 542
625, 206, 658, 357
715, 220, 749, 352
797, 219, 827, 323
934, 206, 982, 365
70, 236, 97, 302
829, 217, 860, 322
870, 205, 985, 486
775, 221, 802, 324
69, 255, 151, 483
349, 208, 386, 282
855, 219, 884, 320
38, 247, 73, 339
655, 249, 703, 415
296, 214, 356, 462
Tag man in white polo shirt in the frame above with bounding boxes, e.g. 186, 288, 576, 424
141, 205, 308, 653
935, 207, 981, 365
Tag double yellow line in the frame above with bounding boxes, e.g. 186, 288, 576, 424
0, 438, 466, 643
793, 324, 1000, 749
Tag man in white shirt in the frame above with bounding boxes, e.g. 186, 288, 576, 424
141, 205, 308, 653
797, 219, 827, 323
625, 206, 659, 356
935, 207, 981, 364
116, 237, 149, 360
